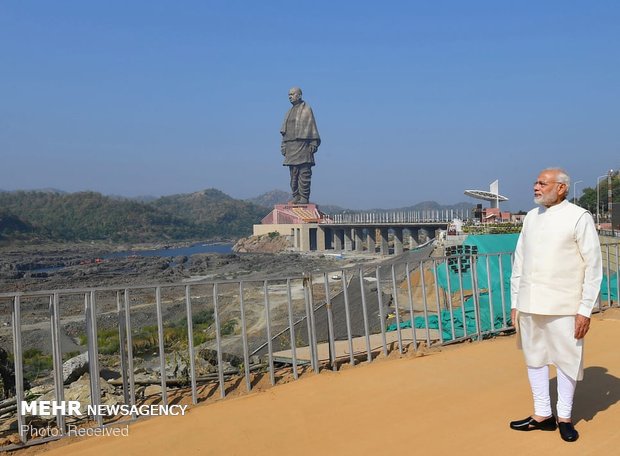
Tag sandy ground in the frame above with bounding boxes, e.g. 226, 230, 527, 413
14, 309, 620, 456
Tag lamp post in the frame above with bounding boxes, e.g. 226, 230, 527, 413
608, 169, 614, 233
596, 174, 607, 230
573, 180, 583, 205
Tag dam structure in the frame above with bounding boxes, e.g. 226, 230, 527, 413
254, 203, 471, 254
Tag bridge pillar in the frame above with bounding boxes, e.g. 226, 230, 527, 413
418, 228, 431, 244
333, 229, 344, 250
293, 228, 300, 250
344, 228, 354, 251
393, 227, 404, 255
317, 226, 327, 251
379, 228, 389, 255
408, 228, 419, 249
367, 229, 377, 253
301, 226, 311, 251
354, 228, 364, 252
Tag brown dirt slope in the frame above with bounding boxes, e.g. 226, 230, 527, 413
24, 309, 620, 456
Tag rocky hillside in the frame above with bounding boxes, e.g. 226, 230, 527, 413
152, 189, 266, 238
232, 232, 293, 253
0, 189, 267, 243
247, 189, 290, 207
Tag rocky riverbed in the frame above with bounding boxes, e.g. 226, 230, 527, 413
0, 240, 352, 293
0, 238, 384, 444
0, 238, 376, 381
0, 237, 373, 354
0, 238, 437, 448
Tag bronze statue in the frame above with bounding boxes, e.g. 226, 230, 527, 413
280, 87, 320, 204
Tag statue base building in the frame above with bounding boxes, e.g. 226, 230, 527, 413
253, 204, 330, 252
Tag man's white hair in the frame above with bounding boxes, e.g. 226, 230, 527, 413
543, 167, 571, 188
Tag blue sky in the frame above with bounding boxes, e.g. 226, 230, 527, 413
1, 1, 618, 211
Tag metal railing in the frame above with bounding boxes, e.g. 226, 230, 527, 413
0, 243, 618, 451
600, 229, 620, 238
327, 209, 471, 224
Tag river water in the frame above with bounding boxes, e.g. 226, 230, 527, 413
104, 243, 234, 259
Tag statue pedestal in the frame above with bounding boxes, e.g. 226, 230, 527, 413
261, 203, 325, 224
254, 204, 331, 252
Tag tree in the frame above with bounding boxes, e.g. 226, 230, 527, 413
578, 171, 620, 221
578, 187, 597, 212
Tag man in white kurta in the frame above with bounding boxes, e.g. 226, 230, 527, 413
510, 168, 602, 442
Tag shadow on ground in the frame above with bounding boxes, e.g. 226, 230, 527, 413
549, 365, 620, 424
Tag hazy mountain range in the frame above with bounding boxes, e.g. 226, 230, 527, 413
247, 189, 474, 213
0, 188, 474, 243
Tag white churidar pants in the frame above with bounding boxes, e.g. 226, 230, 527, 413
527, 365, 577, 419
519, 312, 582, 419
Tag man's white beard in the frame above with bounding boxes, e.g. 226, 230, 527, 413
534, 192, 557, 206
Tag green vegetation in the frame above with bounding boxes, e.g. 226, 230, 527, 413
152, 189, 266, 239
191, 309, 215, 326
6, 349, 81, 385
98, 329, 122, 355
267, 231, 280, 239
22, 348, 53, 383
12, 312, 234, 385
0, 209, 33, 240
0, 189, 267, 243
131, 325, 189, 354
220, 319, 237, 336
63, 351, 81, 361
577, 171, 620, 216
74, 309, 237, 356
463, 224, 522, 234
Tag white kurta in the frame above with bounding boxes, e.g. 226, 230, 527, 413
511, 200, 602, 317
511, 199, 602, 381
518, 313, 584, 380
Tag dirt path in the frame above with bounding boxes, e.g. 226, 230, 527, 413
23, 309, 620, 456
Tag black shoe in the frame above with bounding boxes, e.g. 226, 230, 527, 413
510, 416, 557, 431
558, 422, 579, 442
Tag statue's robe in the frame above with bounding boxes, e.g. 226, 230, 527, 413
280, 101, 321, 166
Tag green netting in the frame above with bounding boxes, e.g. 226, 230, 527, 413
436, 234, 519, 300
387, 292, 510, 342
389, 234, 618, 342
388, 234, 518, 342
464, 233, 520, 254
601, 274, 619, 301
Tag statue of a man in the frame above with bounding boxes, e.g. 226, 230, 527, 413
280, 87, 321, 204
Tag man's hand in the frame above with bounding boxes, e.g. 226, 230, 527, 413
309, 145, 317, 154
281, 144, 286, 156
574, 314, 590, 339
511, 308, 518, 328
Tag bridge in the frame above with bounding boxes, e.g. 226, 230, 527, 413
255, 205, 473, 254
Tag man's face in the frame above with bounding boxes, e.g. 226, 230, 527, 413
533, 170, 567, 207
288, 89, 301, 104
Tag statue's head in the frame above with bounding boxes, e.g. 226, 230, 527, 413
288, 87, 303, 104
